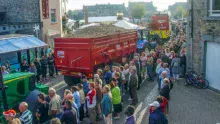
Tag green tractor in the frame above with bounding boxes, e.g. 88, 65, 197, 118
0, 72, 49, 123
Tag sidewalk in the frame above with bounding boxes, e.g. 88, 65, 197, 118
167, 80, 220, 124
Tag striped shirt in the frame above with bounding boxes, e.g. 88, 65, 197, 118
19, 109, 33, 124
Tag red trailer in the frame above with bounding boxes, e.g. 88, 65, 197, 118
54, 31, 137, 85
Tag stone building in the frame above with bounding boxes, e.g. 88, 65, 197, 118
40, 0, 67, 47
0, 0, 42, 39
187, 0, 220, 91
84, 4, 127, 17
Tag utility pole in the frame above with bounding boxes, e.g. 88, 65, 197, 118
0, 66, 8, 110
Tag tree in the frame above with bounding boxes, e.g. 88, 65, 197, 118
173, 6, 187, 19
131, 4, 146, 20
67, 10, 84, 20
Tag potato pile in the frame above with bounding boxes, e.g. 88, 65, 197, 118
71, 24, 135, 38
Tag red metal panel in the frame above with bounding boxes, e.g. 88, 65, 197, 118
54, 31, 137, 77
151, 14, 169, 30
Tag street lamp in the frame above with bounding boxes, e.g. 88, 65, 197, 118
0, 66, 8, 111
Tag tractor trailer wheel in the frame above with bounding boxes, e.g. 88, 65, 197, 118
64, 76, 80, 86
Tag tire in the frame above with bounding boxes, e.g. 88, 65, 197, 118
64, 76, 80, 86
198, 79, 209, 89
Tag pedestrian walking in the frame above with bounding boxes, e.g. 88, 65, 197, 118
48, 88, 62, 119
156, 96, 168, 115
94, 79, 103, 121
48, 53, 55, 78
82, 75, 90, 117
29, 62, 37, 85
86, 82, 97, 124
180, 49, 186, 77
101, 85, 113, 124
40, 56, 47, 81
34, 58, 41, 83
149, 101, 168, 124
65, 93, 79, 121
19, 102, 32, 124
146, 54, 154, 81
133, 56, 141, 89
3, 109, 21, 124
94, 74, 103, 86
36, 93, 49, 124
140, 52, 147, 79
110, 78, 122, 119
104, 66, 112, 84
128, 67, 138, 105
97, 69, 104, 86
160, 78, 170, 100
124, 105, 136, 124
171, 53, 181, 81
72, 86, 81, 108
77, 83, 85, 122
60, 100, 78, 124
122, 64, 129, 92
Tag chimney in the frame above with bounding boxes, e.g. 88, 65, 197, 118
83, 5, 88, 24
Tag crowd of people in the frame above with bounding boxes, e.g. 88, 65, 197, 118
2, 23, 186, 124
1, 47, 58, 83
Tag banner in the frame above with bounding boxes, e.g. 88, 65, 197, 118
42, 0, 49, 19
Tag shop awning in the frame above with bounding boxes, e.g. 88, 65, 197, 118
0, 34, 47, 54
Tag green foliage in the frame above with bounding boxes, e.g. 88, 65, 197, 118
67, 10, 84, 21
131, 4, 146, 19
173, 6, 187, 19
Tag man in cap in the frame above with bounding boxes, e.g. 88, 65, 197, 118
149, 101, 168, 124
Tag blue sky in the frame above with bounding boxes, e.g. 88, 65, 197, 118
67, 0, 187, 11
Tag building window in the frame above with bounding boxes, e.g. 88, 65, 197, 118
51, 9, 56, 22
209, 0, 220, 16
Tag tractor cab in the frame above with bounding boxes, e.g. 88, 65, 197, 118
137, 28, 148, 53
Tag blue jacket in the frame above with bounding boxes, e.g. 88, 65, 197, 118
101, 93, 112, 117
83, 81, 90, 95
104, 70, 112, 84
149, 109, 168, 124
73, 91, 81, 108
125, 115, 136, 124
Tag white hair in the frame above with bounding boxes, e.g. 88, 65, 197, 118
49, 88, 56, 94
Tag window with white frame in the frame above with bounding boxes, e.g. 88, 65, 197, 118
51, 9, 56, 22
209, 0, 220, 16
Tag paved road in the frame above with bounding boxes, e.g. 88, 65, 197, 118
45, 75, 220, 124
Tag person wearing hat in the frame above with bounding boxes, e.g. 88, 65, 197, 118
3, 109, 21, 124
124, 105, 136, 124
149, 101, 168, 124
128, 66, 138, 105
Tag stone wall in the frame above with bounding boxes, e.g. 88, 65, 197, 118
0, 0, 42, 39
187, 0, 220, 75
0, 0, 40, 23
